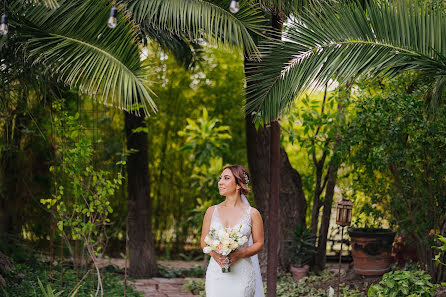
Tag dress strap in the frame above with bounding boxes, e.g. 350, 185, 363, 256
247, 206, 252, 222
210, 205, 218, 222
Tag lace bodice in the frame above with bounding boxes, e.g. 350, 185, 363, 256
210, 204, 252, 250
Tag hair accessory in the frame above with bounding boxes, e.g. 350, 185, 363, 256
243, 172, 249, 185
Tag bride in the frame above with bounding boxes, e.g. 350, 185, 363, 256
201, 165, 265, 297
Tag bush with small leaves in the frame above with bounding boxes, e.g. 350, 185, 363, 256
368, 270, 438, 297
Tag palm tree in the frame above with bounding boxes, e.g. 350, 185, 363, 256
243, 2, 325, 295
3, 0, 267, 278
246, 0, 445, 279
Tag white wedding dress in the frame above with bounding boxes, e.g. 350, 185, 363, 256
205, 204, 262, 297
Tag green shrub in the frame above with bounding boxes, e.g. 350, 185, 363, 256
368, 270, 438, 297
183, 278, 205, 296
157, 264, 204, 278
3, 259, 142, 297
276, 273, 363, 297
37, 278, 80, 297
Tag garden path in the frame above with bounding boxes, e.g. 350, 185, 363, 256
130, 277, 198, 297
96, 258, 201, 297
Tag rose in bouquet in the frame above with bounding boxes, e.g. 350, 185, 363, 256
203, 225, 248, 272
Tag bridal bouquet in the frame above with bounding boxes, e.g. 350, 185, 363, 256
203, 226, 248, 272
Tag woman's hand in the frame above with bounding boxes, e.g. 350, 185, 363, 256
227, 251, 242, 267
210, 251, 227, 268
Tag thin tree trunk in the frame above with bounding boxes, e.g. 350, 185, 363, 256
314, 168, 336, 272
310, 164, 324, 235
267, 120, 280, 297
125, 109, 158, 277
313, 84, 349, 271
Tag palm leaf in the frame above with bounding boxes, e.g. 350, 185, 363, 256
257, 0, 331, 16
9, 0, 156, 116
124, 0, 268, 57
246, 0, 446, 122
143, 26, 201, 69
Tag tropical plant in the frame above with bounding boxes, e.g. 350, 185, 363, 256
434, 235, 446, 268
368, 270, 438, 297
6, 0, 155, 115
178, 108, 232, 165
246, 0, 446, 122
178, 108, 232, 245
285, 225, 317, 267
37, 278, 81, 297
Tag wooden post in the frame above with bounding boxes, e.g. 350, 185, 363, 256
267, 119, 280, 297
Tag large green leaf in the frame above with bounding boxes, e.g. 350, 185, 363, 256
246, 0, 446, 122
10, 0, 156, 116
125, 0, 268, 56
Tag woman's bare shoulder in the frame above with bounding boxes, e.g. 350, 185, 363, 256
249, 207, 262, 218
205, 205, 216, 216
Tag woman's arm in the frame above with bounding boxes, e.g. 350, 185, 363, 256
201, 206, 225, 267
228, 208, 264, 263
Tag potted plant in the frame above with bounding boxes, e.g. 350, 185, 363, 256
285, 225, 317, 281
348, 227, 396, 275
344, 200, 396, 276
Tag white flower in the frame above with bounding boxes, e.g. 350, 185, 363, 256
203, 246, 212, 254
221, 238, 231, 246
204, 235, 213, 245
221, 246, 231, 256
229, 241, 238, 249
238, 236, 248, 246
217, 229, 226, 240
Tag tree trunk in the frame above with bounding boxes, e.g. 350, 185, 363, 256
125, 110, 158, 278
0, 89, 30, 244
267, 120, 280, 297
278, 149, 307, 271
244, 15, 307, 279
244, 115, 307, 272
314, 168, 336, 272
310, 164, 324, 235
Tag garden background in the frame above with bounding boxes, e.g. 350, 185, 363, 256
0, 0, 446, 296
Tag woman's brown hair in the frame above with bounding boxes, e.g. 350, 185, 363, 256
223, 165, 250, 196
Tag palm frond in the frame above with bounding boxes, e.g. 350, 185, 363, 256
257, 0, 331, 16
125, 0, 267, 57
10, 0, 156, 116
32, 0, 61, 10
246, 0, 446, 122
143, 26, 201, 70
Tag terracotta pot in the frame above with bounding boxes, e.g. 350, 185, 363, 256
348, 228, 396, 276
290, 264, 310, 282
